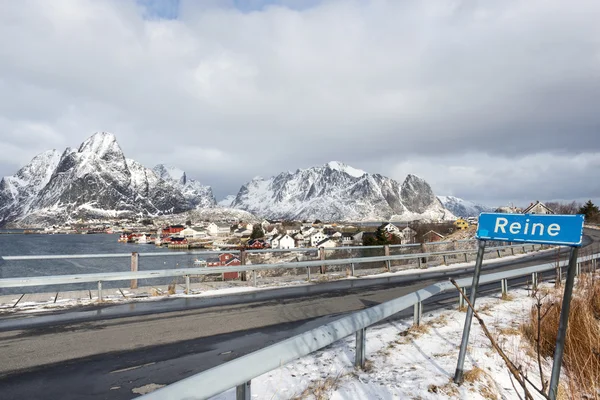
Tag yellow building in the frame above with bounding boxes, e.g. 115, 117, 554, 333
454, 218, 469, 230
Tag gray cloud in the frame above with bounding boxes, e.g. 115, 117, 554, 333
1, 0, 599, 206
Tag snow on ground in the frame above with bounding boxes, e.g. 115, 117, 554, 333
211, 284, 553, 400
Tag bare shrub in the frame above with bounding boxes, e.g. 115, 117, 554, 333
522, 274, 600, 399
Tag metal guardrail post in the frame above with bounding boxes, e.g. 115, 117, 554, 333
236, 381, 251, 400
355, 328, 366, 368
511, 247, 515, 256
501, 279, 508, 298
454, 239, 486, 384
532, 272, 538, 291
522, 245, 526, 253
497, 249, 502, 258
413, 302, 422, 326
252, 270, 257, 287
97, 281, 103, 302
185, 275, 190, 294
464, 253, 468, 262
549, 247, 579, 400
130, 252, 139, 289
443, 255, 447, 265
319, 248, 326, 274
459, 288, 466, 310
306, 267, 311, 282
384, 245, 390, 271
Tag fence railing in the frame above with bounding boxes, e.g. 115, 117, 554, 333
0, 242, 544, 298
137, 250, 600, 400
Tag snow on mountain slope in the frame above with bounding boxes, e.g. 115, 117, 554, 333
0, 149, 61, 225
217, 194, 236, 207
1, 132, 201, 226
231, 162, 454, 222
153, 164, 216, 208
437, 195, 493, 218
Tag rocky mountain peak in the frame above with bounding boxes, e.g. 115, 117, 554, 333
77, 132, 125, 165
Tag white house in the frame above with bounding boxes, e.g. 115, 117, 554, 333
292, 232, 306, 247
401, 227, 417, 244
233, 228, 252, 238
523, 201, 555, 215
301, 226, 316, 236
316, 238, 337, 248
278, 234, 295, 249
352, 231, 364, 245
341, 233, 354, 245
207, 223, 231, 237
379, 223, 400, 235
179, 227, 207, 239
310, 231, 328, 247
269, 235, 281, 249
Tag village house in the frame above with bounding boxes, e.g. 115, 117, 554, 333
291, 232, 307, 247
162, 225, 185, 235
523, 201, 555, 215
341, 232, 355, 245
379, 223, 401, 236
310, 231, 328, 247
178, 227, 208, 239
454, 219, 469, 230
401, 226, 417, 244
206, 253, 240, 280
207, 222, 232, 237
278, 234, 295, 249
316, 238, 337, 248
233, 227, 252, 238
352, 231, 365, 245
422, 230, 445, 243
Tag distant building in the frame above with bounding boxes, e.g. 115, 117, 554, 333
422, 230, 445, 243
454, 219, 469, 230
206, 253, 240, 280
523, 201, 555, 215
162, 225, 185, 235
379, 223, 400, 235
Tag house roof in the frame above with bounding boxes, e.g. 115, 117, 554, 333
523, 201, 555, 214
316, 238, 333, 246
341, 232, 354, 238
423, 230, 445, 238
206, 257, 219, 263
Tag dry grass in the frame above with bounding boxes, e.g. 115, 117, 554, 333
291, 374, 345, 400
463, 366, 485, 383
522, 273, 600, 399
427, 382, 460, 396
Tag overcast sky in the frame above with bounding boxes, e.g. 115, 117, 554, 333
1, 0, 599, 207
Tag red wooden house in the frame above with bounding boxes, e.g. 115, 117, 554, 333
206, 253, 240, 280
162, 225, 185, 235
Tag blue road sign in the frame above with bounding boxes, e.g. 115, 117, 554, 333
476, 213, 585, 247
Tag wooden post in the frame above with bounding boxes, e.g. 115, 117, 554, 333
130, 252, 139, 289
240, 249, 247, 281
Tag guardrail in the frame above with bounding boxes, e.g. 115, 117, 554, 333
0, 242, 542, 298
138, 250, 600, 400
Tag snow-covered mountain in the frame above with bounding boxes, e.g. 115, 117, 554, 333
217, 194, 236, 208
0, 132, 214, 226
437, 195, 493, 218
153, 164, 216, 208
230, 161, 455, 222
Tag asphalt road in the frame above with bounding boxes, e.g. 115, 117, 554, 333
0, 229, 598, 399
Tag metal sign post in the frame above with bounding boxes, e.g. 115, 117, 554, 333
548, 246, 578, 400
453, 239, 486, 384
454, 213, 585, 389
